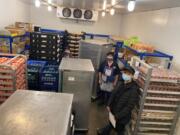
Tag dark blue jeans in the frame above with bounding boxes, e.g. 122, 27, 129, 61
100, 122, 125, 135
99, 90, 112, 104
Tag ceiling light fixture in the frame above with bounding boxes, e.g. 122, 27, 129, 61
48, 5, 52, 11
102, 11, 106, 17
103, 0, 107, 10
111, 0, 116, 6
48, 0, 52, 4
35, 0, 41, 8
128, 0, 136, 12
110, 8, 115, 15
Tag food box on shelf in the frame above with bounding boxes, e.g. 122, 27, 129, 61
131, 42, 155, 53
0, 45, 9, 53
110, 35, 126, 42
5, 26, 26, 36
15, 22, 33, 32
11, 41, 26, 54
124, 36, 140, 46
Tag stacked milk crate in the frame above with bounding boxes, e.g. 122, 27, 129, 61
27, 60, 46, 90
29, 32, 63, 63
131, 60, 180, 135
27, 60, 59, 92
0, 54, 27, 104
40, 63, 59, 91
68, 33, 82, 58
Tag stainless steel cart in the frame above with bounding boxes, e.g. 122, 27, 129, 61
79, 39, 113, 70
79, 39, 113, 98
59, 58, 95, 131
0, 90, 73, 135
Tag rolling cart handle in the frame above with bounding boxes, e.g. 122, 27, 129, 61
130, 56, 152, 70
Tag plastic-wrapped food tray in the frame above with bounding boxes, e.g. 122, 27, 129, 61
0, 54, 27, 104
138, 67, 180, 83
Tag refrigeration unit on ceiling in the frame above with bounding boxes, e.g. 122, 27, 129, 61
56, 7, 99, 22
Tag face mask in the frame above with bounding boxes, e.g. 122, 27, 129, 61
122, 73, 132, 81
107, 61, 113, 66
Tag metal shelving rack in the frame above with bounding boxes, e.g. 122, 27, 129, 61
115, 41, 173, 69
0, 32, 30, 54
84, 33, 110, 39
129, 57, 180, 135
40, 28, 110, 40
41, 28, 65, 35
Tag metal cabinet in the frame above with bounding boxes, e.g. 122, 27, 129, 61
79, 39, 113, 70
0, 90, 73, 135
59, 58, 95, 131
79, 39, 113, 98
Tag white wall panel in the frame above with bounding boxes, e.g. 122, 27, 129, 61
30, 5, 122, 35
121, 7, 180, 72
0, 0, 30, 29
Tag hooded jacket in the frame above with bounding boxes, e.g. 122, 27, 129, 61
108, 81, 139, 125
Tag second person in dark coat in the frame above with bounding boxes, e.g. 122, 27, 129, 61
97, 66, 140, 135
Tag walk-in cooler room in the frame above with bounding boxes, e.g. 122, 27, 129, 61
0, 0, 180, 135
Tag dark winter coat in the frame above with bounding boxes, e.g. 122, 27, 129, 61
108, 81, 139, 126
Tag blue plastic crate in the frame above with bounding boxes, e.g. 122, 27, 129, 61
40, 66, 59, 91
27, 66, 40, 90
27, 60, 47, 90
27, 60, 47, 67
45, 61, 59, 67
28, 81, 39, 90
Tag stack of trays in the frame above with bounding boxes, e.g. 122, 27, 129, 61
135, 67, 180, 135
29, 32, 63, 63
68, 33, 82, 58
0, 54, 27, 104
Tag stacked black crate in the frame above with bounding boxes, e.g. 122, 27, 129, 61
68, 33, 82, 58
29, 32, 63, 63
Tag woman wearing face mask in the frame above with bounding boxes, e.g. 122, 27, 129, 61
98, 52, 120, 105
97, 66, 140, 135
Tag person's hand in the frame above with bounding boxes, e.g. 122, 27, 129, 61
107, 106, 111, 112
99, 79, 102, 84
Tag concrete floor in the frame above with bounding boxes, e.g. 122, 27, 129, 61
75, 102, 116, 135
88, 102, 108, 135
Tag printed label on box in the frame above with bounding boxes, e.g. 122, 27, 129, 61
68, 77, 75, 81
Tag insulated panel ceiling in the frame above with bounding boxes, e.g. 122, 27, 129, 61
28, 0, 180, 13
135, 0, 180, 13
56, 0, 101, 10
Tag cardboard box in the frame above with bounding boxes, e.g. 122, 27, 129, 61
5, 26, 26, 36
110, 35, 127, 42
15, 22, 33, 32
0, 45, 9, 53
